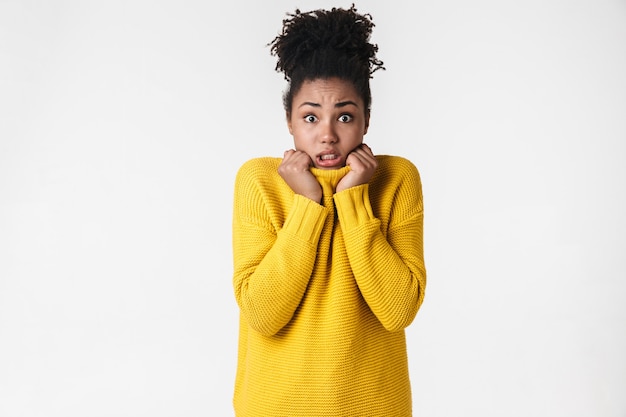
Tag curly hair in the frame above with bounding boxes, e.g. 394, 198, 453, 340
268, 4, 385, 115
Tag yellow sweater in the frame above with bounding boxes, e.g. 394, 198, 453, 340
232, 155, 426, 417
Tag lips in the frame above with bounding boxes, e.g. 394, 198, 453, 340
316, 151, 343, 168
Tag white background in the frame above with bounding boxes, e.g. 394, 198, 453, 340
1, 1, 625, 416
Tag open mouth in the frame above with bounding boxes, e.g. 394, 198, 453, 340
316, 153, 342, 167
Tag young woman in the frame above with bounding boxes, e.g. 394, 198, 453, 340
231, 5, 426, 416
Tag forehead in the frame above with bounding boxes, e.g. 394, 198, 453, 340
294, 78, 361, 104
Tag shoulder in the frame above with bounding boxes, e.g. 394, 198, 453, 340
235, 157, 283, 186
236, 157, 282, 177
372, 155, 424, 215
374, 155, 422, 182
364, 155, 424, 222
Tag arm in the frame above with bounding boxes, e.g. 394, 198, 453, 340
232, 164, 327, 336
333, 162, 426, 331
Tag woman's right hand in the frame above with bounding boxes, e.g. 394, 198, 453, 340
278, 149, 322, 203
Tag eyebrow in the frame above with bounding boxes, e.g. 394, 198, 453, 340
298, 100, 360, 109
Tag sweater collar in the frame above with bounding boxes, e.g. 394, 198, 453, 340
310, 165, 351, 189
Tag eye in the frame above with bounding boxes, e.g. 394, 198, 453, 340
338, 114, 353, 123
304, 114, 317, 123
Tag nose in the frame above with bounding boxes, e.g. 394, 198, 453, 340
320, 120, 337, 144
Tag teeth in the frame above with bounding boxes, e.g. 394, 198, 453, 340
320, 154, 337, 160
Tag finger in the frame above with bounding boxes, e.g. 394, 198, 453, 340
346, 152, 367, 169
350, 148, 372, 163
356, 144, 377, 163
348, 152, 376, 173
361, 143, 374, 156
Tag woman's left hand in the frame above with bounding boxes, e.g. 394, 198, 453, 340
336, 144, 378, 193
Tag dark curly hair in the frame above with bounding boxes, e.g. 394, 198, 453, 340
268, 4, 385, 116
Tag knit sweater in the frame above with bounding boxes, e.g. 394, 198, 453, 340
232, 155, 426, 417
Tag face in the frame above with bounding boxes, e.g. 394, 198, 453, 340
287, 77, 370, 169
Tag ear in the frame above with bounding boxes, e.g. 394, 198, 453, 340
286, 111, 293, 135
363, 111, 371, 135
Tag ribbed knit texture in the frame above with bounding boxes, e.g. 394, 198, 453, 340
232, 155, 426, 417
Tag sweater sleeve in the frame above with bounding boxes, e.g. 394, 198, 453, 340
333, 162, 426, 332
232, 164, 327, 336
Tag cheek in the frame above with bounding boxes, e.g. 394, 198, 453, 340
291, 132, 308, 150
348, 129, 365, 145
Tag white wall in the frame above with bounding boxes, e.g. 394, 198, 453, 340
1, 1, 624, 416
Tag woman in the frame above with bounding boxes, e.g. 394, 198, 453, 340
231, 5, 426, 416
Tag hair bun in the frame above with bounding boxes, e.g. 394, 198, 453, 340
269, 5, 384, 81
